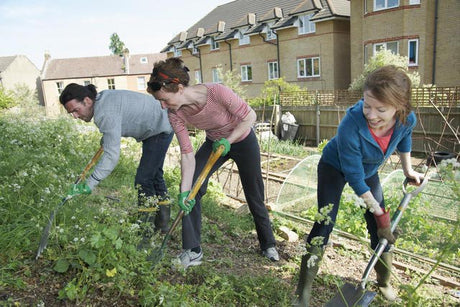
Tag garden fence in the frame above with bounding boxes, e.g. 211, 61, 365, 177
255, 87, 460, 156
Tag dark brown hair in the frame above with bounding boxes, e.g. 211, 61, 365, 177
364, 65, 412, 124
59, 83, 97, 105
147, 57, 190, 94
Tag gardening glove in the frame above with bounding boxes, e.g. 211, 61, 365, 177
374, 209, 396, 244
177, 191, 196, 215
212, 138, 231, 156
68, 182, 92, 198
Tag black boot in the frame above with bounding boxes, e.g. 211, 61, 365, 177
375, 252, 397, 301
294, 246, 324, 306
154, 204, 171, 233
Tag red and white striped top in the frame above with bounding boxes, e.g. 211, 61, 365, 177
168, 83, 252, 154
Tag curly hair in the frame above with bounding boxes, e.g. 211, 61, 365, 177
147, 57, 190, 94
364, 65, 412, 125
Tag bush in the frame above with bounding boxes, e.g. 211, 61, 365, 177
0, 87, 15, 110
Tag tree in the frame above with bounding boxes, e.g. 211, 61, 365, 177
349, 49, 421, 91
109, 33, 126, 56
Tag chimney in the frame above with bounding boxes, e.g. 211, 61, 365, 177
122, 48, 130, 74
274, 7, 283, 18
247, 13, 256, 25
217, 21, 225, 32
179, 31, 187, 42
196, 27, 205, 38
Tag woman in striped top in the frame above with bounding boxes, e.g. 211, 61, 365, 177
147, 57, 279, 268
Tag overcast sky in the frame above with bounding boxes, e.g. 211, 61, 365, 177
0, 0, 230, 69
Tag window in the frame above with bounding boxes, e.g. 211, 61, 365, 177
107, 78, 115, 89
266, 23, 277, 40
194, 70, 202, 84
174, 47, 182, 57
374, 0, 399, 11
56, 82, 64, 94
83, 80, 90, 86
374, 41, 399, 55
298, 14, 315, 35
239, 30, 250, 45
192, 46, 199, 55
408, 39, 419, 66
212, 67, 222, 83
241, 65, 252, 82
409, 0, 420, 4
140, 57, 148, 64
297, 57, 320, 78
268, 62, 279, 80
210, 38, 220, 50
137, 77, 146, 90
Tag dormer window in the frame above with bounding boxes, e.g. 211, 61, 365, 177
210, 38, 220, 50
239, 30, 250, 45
192, 46, 199, 55
266, 23, 277, 40
298, 14, 315, 35
174, 47, 182, 57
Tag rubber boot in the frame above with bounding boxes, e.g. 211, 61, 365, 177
294, 246, 324, 306
375, 252, 397, 301
154, 204, 170, 233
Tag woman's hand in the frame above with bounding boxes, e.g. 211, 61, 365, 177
403, 168, 424, 185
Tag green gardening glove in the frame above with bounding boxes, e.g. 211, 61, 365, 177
212, 138, 230, 156
68, 182, 92, 198
178, 191, 196, 215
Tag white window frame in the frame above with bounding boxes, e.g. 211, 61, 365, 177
174, 47, 182, 57
194, 70, 202, 84
297, 57, 320, 78
192, 46, 199, 55
238, 30, 250, 45
56, 81, 64, 94
137, 77, 146, 90
107, 78, 115, 90
212, 67, 222, 83
266, 23, 276, 40
408, 39, 419, 66
298, 14, 316, 35
210, 38, 220, 51
241, 65, 252, 82
373, 41, 399, 55
409, 0, 420, 5
268, 61, 279, 80
374, 0, 399, 11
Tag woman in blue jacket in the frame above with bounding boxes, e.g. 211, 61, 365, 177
295, 66, 424, 305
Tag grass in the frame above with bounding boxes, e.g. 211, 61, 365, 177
0, 103, 458, 306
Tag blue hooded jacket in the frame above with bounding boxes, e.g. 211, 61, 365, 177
321, 99, 416, 196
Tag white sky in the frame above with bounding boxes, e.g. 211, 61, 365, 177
0, 0, 231, 69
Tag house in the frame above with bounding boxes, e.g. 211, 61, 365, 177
41, 51, 166, 117
350, 0, 460, 86
0, 55, 40, 94
161, 0, 351, 98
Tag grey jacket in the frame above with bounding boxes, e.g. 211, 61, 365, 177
86, 90, 172, 189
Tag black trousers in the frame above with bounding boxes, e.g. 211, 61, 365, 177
181, 129, 276, 251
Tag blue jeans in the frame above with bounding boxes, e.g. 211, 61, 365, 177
135, 132, 173, 232
307, 159, 389, 252
181, 130, 276, 251
135, 132, 173, 198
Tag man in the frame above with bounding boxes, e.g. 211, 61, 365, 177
59, 83, 174, 241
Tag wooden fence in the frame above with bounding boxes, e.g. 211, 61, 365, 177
254, 87, 459, 156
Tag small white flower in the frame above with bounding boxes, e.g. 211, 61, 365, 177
71, 216, 76, 220
44, 187, 51, 194
119, 219, 125, 224
73, 237, 78, 242
80, 237, 85, 242
59, 228, 64, 233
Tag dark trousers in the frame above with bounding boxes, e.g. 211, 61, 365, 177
135, 132, 173, 199
181, 130, 276, 251
307, 159, 389, 252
